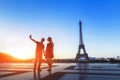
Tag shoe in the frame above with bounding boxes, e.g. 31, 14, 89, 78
39, 69, 42, 71
38, 68, 42, 71
33, 68, 36, 71
47, 69, 51, 71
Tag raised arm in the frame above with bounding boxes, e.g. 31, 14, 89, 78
29, 35, 37, 43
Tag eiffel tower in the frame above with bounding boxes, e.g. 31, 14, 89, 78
75, 21, 89, 62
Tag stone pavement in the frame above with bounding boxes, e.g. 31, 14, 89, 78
0, 63, 120, 80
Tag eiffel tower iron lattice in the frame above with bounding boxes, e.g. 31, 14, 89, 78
75, 21, 89, 62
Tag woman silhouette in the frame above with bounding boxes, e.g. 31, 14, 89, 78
45, 37, 54, 71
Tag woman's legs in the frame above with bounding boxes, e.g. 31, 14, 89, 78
47, 58, 52, 71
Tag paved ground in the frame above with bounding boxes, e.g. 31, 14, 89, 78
0, 63, 120, 80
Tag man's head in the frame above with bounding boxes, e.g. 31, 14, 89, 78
41, 38, 45, 42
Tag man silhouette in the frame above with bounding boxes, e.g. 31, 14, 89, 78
29, 35, 45, 71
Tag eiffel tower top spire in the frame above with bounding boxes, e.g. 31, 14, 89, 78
79, 21, 83, 45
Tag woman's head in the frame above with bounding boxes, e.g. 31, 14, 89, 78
47, 37, 52, 42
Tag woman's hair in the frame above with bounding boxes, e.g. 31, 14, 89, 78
47, 37, 52, 42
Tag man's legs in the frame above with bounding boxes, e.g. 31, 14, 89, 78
38, 58, 42, 71
34, 56, 38, 70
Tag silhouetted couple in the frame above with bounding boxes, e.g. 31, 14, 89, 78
29, 35, 54, 71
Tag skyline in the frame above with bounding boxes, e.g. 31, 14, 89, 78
0, 0, 120, 59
